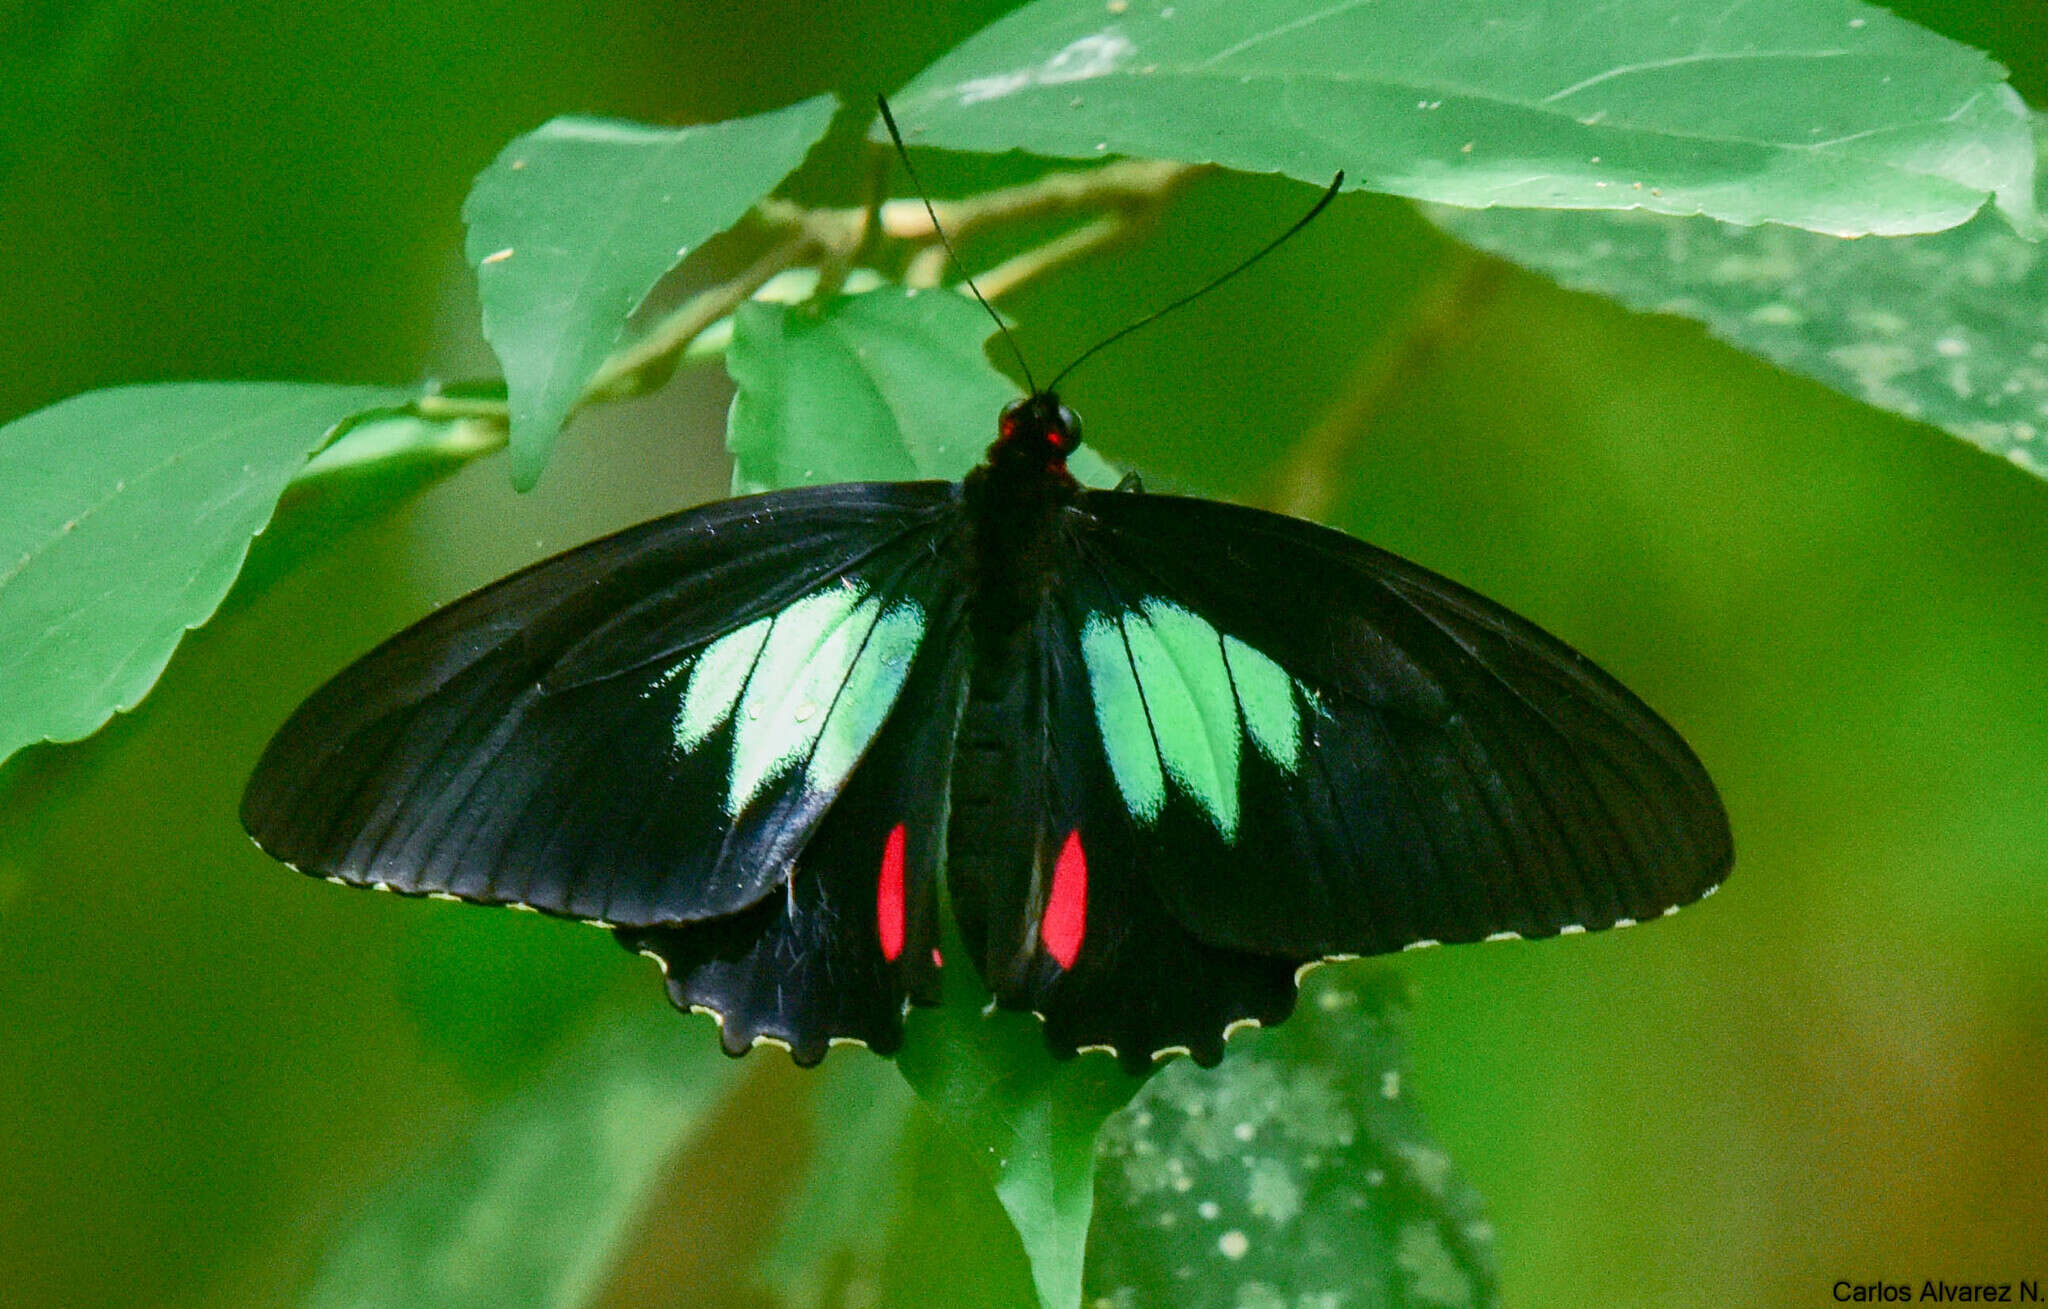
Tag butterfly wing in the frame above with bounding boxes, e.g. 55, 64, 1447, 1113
966, 488, 1731, 1067
248, 470, 1728, 1069
241, 481, 968, 931
617, 601, 968, 1063
954, 592, 1303, 1069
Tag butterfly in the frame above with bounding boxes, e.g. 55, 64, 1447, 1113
245, 102, 1730, 1070
241, 372, 1733, 1072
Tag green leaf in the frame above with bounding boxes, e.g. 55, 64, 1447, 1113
725, 286, 1122, 493
464, 94, 839, 490
1429, 115, 2048, 480
0, 382, 409, 770
896, 915, 1152, 1309
294, 410, 504, 485
757, 1058, 1055, 1309
1088, 966, 1498, 1309
871, 1106, 1044, 1308
303, 1005, 745, 1309
891, 0, 2039, 238
755, 1057, 918, 1308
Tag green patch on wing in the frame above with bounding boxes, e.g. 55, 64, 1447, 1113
1080, 603, 1304, 837
674, 616, 772, 751
1125, 602, 1241, 839
1079, 614, 1167, 823
808, 600, 925, 793
1223, 634, 1301, 771
665, 582, 927, 816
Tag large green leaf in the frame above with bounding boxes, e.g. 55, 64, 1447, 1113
303, 1005, 744, 1309
872, 1106, 1046, 1309
464, 94, 838, 490
891, 0, 2039, 238
725, 286, 1122, 493
0, 382, 408, 770
1088, 966, 1498, 1309
1430, 146, 2048, 479
896, 919, 1152, 1309
757, 1062, 1052, 1309
754, 1057, 918, 1308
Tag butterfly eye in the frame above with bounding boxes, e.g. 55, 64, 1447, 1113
1052, 404, 1083, 452
998, 397, 1029, 441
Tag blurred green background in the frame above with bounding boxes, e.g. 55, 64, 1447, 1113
3, 2, 2045, 1305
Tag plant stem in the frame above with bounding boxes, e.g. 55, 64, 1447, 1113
971, 216, 1130, 301
315, 159, 1197, 485
760, 158, 1192, 248
811, 151, 888, 304
1265, 248, 1506, 520
582, 235, 818, 402
410, 394, 512, 421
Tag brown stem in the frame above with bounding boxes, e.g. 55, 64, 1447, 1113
295, 160, 1198, 488
971, 215, 1133, 302
813, 151, 890, 303
761, 158, 1193, 248
1264, 249, 1507, 520
582, 235, 819, 402
903, 243, 950, 290
886, 158, 1193, 241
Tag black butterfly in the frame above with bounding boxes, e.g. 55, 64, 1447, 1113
246, 105, 1729, 1070
241, 377, 1732, 1072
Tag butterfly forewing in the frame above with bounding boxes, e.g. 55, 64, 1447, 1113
619, 600, 970, 1063
241, 482, 967, 929
1058, 489, 1732, 960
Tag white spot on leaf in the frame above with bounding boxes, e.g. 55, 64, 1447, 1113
956, 32, 1136, 104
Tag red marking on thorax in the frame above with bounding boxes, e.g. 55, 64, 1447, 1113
877, 823, 907, 962
1041, 829, 1088, 969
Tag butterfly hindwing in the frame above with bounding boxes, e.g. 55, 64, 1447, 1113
241, 482, 967, 929
1008, 583, 1302, 1070
944, 562, 1302, 1072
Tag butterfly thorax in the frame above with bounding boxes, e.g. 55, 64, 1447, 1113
961, 392, 1084, 683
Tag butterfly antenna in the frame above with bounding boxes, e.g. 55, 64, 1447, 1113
1045, 170, 1345, 395
876, 95, 1039, 395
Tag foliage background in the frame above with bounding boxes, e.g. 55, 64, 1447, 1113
2, 1, 2045, 1305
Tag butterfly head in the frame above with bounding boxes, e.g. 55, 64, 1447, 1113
992, 392, 1084, 471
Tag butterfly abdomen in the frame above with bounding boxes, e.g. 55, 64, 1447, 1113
943, 664, 1027, 975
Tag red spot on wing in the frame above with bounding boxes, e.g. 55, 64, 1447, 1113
877, 823, 907, 963
1041, 829, 1088, 969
